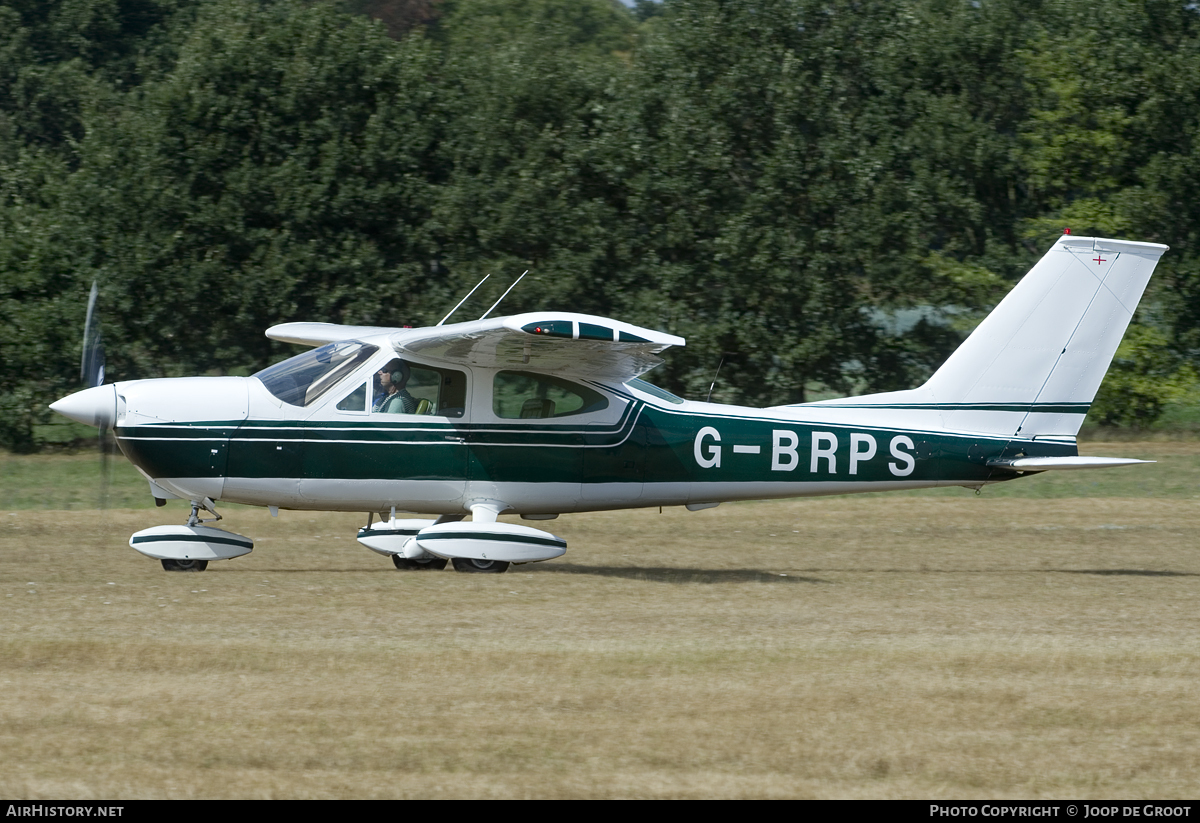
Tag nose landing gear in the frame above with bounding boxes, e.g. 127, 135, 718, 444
130, 499, 252, 572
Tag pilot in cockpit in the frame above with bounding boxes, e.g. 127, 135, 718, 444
373, 359, 417, 414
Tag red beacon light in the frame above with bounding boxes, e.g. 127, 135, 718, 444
1064, 228, 1071, 235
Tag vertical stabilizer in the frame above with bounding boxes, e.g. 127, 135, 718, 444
811, 235, 1168, 438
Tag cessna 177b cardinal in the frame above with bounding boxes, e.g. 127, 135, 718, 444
50, 234, 1165, 573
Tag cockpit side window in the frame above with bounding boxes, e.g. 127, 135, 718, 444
372, 360, 467, 418
254, 341, 379, 407
336, 382, 369, 412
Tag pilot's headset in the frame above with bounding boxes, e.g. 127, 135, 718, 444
388, 360, 411, 388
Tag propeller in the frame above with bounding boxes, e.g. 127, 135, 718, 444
81, 281, 105, 389
48, 282, 120, 508
81, 281, 111, 508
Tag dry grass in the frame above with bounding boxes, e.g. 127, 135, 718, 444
3, 483, 1200, 798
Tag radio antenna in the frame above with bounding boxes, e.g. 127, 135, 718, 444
706, 354, 727, 403
437, 273, 491, 326
479, 270, 530, 320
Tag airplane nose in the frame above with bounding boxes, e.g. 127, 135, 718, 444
49, 384, 118, 429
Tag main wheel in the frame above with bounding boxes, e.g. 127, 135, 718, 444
393, 554, 448, 570
161, 558, 208, 572
451, 557, 510, 574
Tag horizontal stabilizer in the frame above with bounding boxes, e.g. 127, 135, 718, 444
986, 456, 1155, 472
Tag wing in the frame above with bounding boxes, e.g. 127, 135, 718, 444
265, 322, 401, 347
396, 313, 685, 382
265, 313, 685, 382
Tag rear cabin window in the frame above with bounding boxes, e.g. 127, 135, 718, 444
629, 377, 685, 405
492, 371, 608, 419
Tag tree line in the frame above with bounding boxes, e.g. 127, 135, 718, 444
2, 0, 1199, 451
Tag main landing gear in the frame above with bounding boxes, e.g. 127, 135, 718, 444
161, 558, 208, 572
392, 554, 448, 571
358, 503, 562, 574
451, 557, 510, 574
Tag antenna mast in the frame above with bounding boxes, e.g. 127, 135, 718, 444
437, 274, 491, 326
479, 270, 530, 320
706, 355, 727, 403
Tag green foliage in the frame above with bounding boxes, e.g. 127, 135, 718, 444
0, 0, 195, 154
439, 0, 636, 53
1013, 0, 1200, 428
0, 147, 86, 451
341, 0, 442, 39
430, 0, 633, 319
613, 0, 1036, 402
3, 0, 1200, 450
69, 0, 447, 377
1090, 323, 1198, 428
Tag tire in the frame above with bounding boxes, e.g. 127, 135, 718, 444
393, 554, 448, 570
451, 557, 510, 574
161, 558, 208, 572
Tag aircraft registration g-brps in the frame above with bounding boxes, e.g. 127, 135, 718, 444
51, 234, 1166, 574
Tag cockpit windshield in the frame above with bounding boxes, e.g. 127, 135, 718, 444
254, 341, 379, 407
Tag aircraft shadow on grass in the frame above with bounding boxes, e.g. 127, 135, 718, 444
1051, 568, 1199, 577
202, 564, 828, 583
196, 565, 1196, 580
530, 564, 828, 584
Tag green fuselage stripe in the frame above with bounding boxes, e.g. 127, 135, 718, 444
804, 402, 1090, 414
115, 401, 1075, 488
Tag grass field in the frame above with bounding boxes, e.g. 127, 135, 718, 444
2, 442, 1200, 798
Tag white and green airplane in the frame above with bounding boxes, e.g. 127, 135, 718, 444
50, 234, 1167, 573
